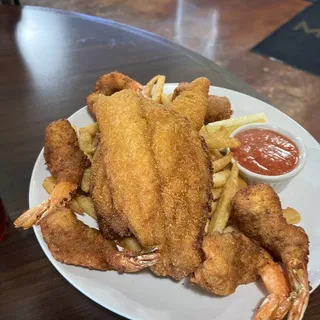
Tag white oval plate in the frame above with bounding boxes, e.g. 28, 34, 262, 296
30, 84, 320, 320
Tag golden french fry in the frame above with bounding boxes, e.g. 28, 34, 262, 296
208, 162, 239, 233
283, 207, 301, 225
213, 169, 230, 188
202, 126, 241, 149
42, 177, 84, 214
81, 122, 99, 136
42, 176, 56, 193
237, 176, 247, 190
207, 201, 218, 219
205, 113, 267, 136
79, 131, 94, 154
152, 75, 166, 103
117, 237, 142, 252
78, 123, 99, 161
145, 75, 160, 97
161, 92, 170, 106
76, 195, 97, 220
204, 219, 210, 233
210, 148, 223, 160
167, 93, 173, 102
212, 152, 233, 173
81, 167, 91, 193
212, 188, 222, 201
237, 177, 247, 190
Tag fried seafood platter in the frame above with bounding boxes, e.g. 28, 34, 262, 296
15, 72, 315, 320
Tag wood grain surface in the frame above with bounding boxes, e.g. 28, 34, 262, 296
0, 6, 319, 320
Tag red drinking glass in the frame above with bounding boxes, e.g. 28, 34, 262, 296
0, 197, 8, 241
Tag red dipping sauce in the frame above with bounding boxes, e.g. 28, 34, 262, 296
231, 128, 299, 176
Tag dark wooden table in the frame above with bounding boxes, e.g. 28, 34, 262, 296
0, 5, 318, 320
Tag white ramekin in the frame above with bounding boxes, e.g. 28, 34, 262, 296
229, 123, 307, 193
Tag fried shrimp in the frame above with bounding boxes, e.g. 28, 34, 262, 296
86, 71, 146, 114
232, 184, 310, 320
40, 207, 158, 272
15, 119, 159, 272
191, 232, 291, 320
14, 119, 90, 229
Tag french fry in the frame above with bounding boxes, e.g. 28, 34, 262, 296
237, 176, 247, 190
167, 93, 173, 102
145, 75, 160, 97
152, 75, 166, 103
205, 113, 267, 136
161, 92, 170, 106
212, 152, 233, 173
78, 123, 99, 161
76, 195, 97, 220
81, 167, 91, 193
42, 177, 84, 214
208, 162, 239, 233
117, 237, 142, 252
212, 188, 223, 201
283, 207, 301, 225
207, 201, 218, 219
210, 148, 223, 160
80, 122, 99, 136
79, 131, 94, 155
204, 127, 241, 149
213, 169, 230, 188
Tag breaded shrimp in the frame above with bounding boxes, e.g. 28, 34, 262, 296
191, 231, 292, 320
86, 72, 145, 114
15, 119, 90, 229
40, 207, 158, 272
232, 184, 310, 320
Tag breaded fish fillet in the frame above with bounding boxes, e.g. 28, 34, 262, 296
172, 81, 233, 125
90, 144, 131, 239
94, 90, 213, 280
170, 77, 210, 131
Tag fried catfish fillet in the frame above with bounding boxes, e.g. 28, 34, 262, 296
94, 90, 213, 280
90, 144, 131, 239
172, 81, 233, 125
170, 77, 210, 131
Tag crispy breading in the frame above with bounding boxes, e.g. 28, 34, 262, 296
170, 77, 210, 131
40, 207, 158, 272
205, 95, 233, 124
44, 119, 90, 184
40, 207, 117, 270
90, 144, 131, 239
94, 90, 212, 280
231, 184, 309, 266
172, 82, 233, 125
191, 232, 270, 295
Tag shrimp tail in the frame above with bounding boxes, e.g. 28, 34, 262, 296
255, 263, 291, 320
287, 259, 309, 320
14, 200, 49, 229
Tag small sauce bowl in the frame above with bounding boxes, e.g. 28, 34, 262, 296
229, 123, 307, 193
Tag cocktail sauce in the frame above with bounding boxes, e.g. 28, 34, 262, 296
231, 128, 299, 176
